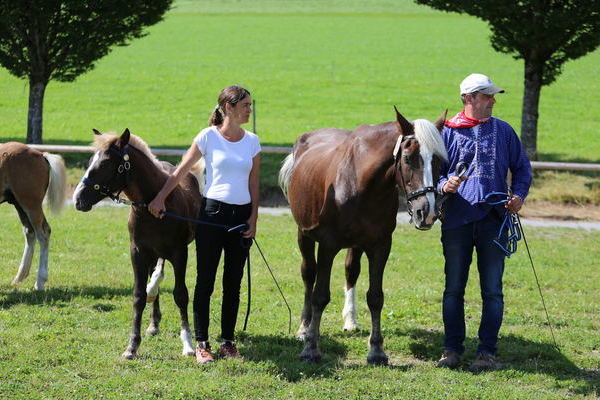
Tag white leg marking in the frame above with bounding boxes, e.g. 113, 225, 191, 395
342, 286, 359, 331
180, 329, 195, 356
146, 259, 165, 303
34, 231, 49, 291
13, 227, 35, 284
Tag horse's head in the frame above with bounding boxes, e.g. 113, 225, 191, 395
73, 129, 132, 211
392, 107, 447, 230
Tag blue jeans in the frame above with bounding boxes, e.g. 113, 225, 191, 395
441, 211, 507, 355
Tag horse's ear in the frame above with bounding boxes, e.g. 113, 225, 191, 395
118, 128, 131, 148
394, 105, 413, 136
434, 109, 448, 132
93, 128, 102, 136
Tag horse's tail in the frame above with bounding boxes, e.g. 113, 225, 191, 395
43, 152, 67, 215
278, 152, 294, 200
190, 157, 206, 194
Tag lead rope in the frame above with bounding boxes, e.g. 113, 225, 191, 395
250, 237, 293, 334
243, 248, 252, 331
155, 210, 292, 334
119, 201, 291, 335
485, 192, 559, 349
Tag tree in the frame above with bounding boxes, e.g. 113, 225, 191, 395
0, 0, 172, 144
414, 0, 600, 160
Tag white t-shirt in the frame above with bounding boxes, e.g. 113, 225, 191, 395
194, 126, 261, 205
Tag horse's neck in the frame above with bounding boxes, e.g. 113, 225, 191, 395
124, 148, 169, 202
332, 129, 398, 204
359, 129, 399, 186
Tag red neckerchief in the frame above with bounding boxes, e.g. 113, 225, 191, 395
445, 111, 489, 128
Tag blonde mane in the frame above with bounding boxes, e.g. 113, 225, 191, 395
92, 132, 161, 167
413, 119, 448, 161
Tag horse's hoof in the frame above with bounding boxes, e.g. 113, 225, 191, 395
343, 322, 359, 332
300, 349, 321, 363
146, 326, 159, 336
367, 353, 388, 366
300, 354, 321, 363
33, 282, 45, 291
122, 350, 136, 360
182, 349, 196, 357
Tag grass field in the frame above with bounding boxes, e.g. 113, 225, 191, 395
1, 0, 599, 162
0, 206, 598, 399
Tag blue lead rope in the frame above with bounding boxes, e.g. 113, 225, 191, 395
484, 192, 522, 257
484, 191, 559, 349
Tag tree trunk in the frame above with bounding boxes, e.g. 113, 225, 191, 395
26, 80, 47, 144
520, 58, 543, 161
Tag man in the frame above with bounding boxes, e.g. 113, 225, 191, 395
436, 73, 532, 372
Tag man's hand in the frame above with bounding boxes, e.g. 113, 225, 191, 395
506, 195, 524, 213
442, 175, 468, 194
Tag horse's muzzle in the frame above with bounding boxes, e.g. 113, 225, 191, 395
74, 199, 93, 212
410, 203, 436, 230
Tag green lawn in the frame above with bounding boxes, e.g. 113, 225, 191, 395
0, 206, 598, 399
1, 0, 599, 162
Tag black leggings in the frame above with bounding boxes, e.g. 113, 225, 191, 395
193, 198, 251, 342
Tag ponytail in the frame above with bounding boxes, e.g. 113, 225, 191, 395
209, 106, 224, 126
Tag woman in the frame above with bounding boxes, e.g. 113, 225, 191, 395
148, 85, 260, 364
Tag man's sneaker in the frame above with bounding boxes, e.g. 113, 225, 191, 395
218, 341, 242, 359
436, 350, 461, 369
195, 342, 214, 364
469, 353, 501, 373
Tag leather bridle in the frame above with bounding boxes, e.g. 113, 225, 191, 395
80, 145, 132, 203
393, 134, 439, 215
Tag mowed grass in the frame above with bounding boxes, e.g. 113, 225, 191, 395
0, 1, 599, 162
0, 205, 598, 399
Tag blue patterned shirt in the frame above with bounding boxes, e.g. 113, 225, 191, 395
437, 117, 532, 230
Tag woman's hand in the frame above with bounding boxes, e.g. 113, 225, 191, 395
147, 143, 202, 219
242, 216, 257, 238
148, 196, 166, 219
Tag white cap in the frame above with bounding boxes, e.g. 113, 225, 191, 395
460, 73, 505, 95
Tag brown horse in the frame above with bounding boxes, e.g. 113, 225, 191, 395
73, 129, 203, 359
279, 108, 447, 364
0, 142, 67, 290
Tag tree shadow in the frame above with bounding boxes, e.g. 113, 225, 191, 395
236, 332, 348, 382
0, 285, 132, 310
403, 327, 599, 397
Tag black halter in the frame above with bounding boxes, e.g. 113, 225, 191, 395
393, 135, 439, 214
81, 145, 133, 203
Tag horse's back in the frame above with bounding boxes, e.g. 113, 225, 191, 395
288, 122, 401, 246
128, 158, 202, 257
0, 142, 49, 206
289, 128, 353, 232
163, 160, 203, 242
294, 128, 351, 159
158, 160, 202, 210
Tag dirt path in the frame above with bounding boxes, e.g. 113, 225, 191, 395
520, 201, 600, 222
